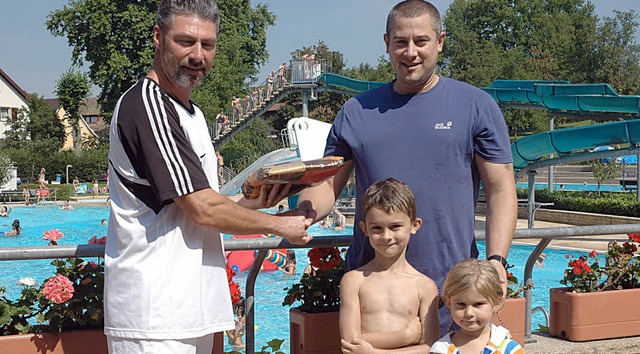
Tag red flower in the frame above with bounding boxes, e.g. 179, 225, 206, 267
589, 250, 597, 258
565, 254, 570, 259
628, 233, 640, 243
225, 263, 242, 305
88, 236, 107, 244
308, 247, 342, 270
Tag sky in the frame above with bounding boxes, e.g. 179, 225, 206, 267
0, 0, 638, 99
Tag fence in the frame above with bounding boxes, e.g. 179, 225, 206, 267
1, 224, 639, 353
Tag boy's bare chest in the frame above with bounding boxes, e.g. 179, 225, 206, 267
358, 275, 420, 321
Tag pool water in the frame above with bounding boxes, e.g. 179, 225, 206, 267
0, 205, 588, 353
0, 205, 109, 301
515, 182, 627, 192
230, 236, 586, 352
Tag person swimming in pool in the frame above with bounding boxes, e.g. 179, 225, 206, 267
0, 205, 11, 217
4, 219, 21, 236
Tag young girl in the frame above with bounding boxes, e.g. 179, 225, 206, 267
278, 249, 297, 275
430, 259, 525, 354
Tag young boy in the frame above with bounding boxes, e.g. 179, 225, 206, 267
340, 178, 440, 353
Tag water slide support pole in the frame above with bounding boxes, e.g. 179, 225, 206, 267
548, 114, 555, 191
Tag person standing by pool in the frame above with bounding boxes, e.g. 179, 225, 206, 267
22, 187, 31, 205
72, 176, 80, 196
38, 167, 48, 189
296, 0, 517, 334
340, 178, 440, 352
105, 1, 312, 353
333, 207, 346, 231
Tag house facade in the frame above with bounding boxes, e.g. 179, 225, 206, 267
0, 68, 29, 138
44, 98, 102, 150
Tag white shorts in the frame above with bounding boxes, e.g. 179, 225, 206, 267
107, 334, 214, 354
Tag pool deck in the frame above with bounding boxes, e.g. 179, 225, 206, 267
69, 195, 110, 204
523, 332, 640, 353
476, 215, 632, 252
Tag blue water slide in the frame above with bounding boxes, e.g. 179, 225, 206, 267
511, 118, 640, 169
316, 73, 387, 93
311, 75, 640, 170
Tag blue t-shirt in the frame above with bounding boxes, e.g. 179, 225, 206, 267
325, 76, 512, 289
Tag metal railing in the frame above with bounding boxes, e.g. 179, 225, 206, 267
2, 224, 639, 353
211, 59, 331, 146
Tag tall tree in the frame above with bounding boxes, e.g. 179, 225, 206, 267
46, 0, 157, 121
55, 70, 91, 156
342, 56, 395, 83
592, 10, 640, 95
3, 94, 65, 153
442, 0, 599, 86
46, 0, 275, 124
442, 0, 600, 135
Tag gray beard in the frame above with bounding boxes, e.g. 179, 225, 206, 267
173, 66, 205, 90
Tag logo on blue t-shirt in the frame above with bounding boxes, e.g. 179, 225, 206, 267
434, 121, 452, 130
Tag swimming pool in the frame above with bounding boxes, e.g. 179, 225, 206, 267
515, 182, 628, 192
0, 205, 586, 352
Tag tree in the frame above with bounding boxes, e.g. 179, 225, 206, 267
0, 154, 14, 188
220, 118, 279, 174
46, 0, 275, 125
342, 56, 395, 83
55, 70, 91, 156
442, 0, 599, 87
589, 159, 620, 195
592, 10, 640, 95
191, 0, 275, 124
3, 94, 65, 153
46, 0, 157, 121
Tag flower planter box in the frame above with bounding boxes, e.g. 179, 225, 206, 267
550, 287, 640, 341
492, 297, 525, 346
290, 308, 341, 354
0, 328, 107, 354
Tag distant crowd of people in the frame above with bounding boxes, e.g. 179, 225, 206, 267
214, 55, 321, 139
215, 62, 292, 139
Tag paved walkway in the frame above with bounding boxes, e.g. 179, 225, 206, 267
475, 216, 631, 252
524, 332, 640, 353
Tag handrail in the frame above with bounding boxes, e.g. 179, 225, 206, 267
2, 225, 640, 353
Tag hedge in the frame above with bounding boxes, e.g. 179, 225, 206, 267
516, 188, 640, 217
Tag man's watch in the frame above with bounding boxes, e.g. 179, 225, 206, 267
487, 255, 509, 269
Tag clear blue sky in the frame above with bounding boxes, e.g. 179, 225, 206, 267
0, 0, 637, 98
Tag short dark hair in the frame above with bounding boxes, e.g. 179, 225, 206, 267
386, 0, 442, 35
156, 0, 220, 34
362, 178, 417, 221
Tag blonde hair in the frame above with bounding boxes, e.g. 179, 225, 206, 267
362, 177, 417, 221
442, 259, 504, 308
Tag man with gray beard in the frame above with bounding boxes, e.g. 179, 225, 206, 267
105, 1, 312, 352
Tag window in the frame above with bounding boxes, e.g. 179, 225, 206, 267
84, 115, 99, 123
0, 107, 9, 122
